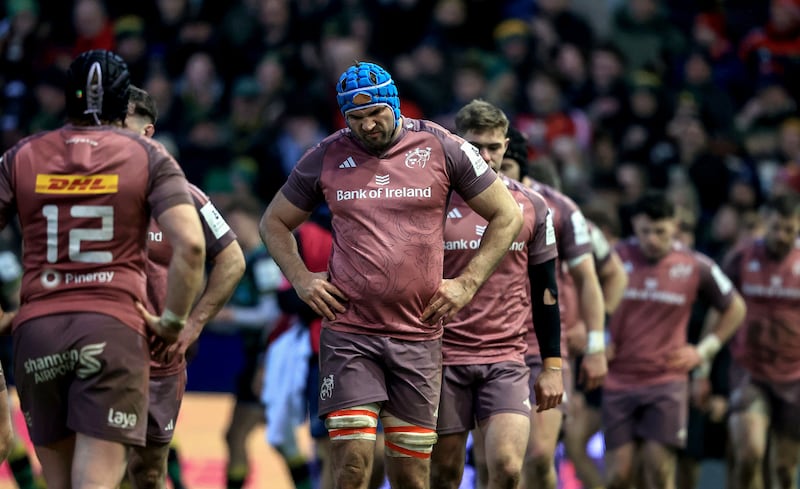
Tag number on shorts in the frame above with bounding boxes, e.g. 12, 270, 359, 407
42, 204, 114, 263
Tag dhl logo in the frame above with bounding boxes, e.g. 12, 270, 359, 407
35, 174, 119, 194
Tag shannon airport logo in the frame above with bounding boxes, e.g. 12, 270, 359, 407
35, 174, 119, 194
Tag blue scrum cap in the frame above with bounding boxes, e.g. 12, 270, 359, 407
336, 62, 401, 127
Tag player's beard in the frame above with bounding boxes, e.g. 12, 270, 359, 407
358, 123, 396, 152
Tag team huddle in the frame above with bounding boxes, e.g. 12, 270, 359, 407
0, 49, 797, 489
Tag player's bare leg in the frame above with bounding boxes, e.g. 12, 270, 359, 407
676, 451, 700, 489
523, 408, 563, 489
224, 402, 265, 488
767, 432, 800, 489
480, 412, 529, 489
72, 434, 128, 489
640, 440, 676, 489
605, 442, 636, 489
34, 437, 75, 489
330, 439, 376, 489
563, 392, 604, 489
381, 412, 437, 489
369, 433, 386, 489
320, 433, 385, 489
729, 407, 768, 489
472, 428, 489, 489
128, 442, 170, 489
430, 432, 469, 489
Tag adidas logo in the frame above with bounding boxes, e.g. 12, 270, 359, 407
475, 225, 486, 236
164, 419, 174, 431
339, 156, 357, 169
447, 208, 462, 219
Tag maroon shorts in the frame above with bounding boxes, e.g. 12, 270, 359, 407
526, 354, 571, 414
318, 328, 442, 429
13, 313, 150, 447
437, 361, 530, 435
146, 369, 187, 445
730, 370, 800, 440
602, 381, 688, 450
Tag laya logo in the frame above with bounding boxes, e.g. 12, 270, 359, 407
107, 408, 138, 429
35, 174, 119, 194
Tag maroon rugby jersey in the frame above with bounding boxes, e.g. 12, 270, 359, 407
607, 238, 734, 390
442, 177, 557, 365
0, 125, 192, 335
146, 183, 237, 376
725, 238, 800, 383
281, 118, 497, 340
525, 181, 593, 357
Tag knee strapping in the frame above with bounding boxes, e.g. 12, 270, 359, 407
325, 404, 379, 441
382, 413, 437, 459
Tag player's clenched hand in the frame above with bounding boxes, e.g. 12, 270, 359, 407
534, 368, 564, 412
420, 278, 476, 326
136, 301, 182, 344
665, 344, 702, 372
579, 352, 608, 391
296, 271, 347, 321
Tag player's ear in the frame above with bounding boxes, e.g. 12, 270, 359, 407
144, 124, 155, 138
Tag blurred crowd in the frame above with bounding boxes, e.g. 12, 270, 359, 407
2, 0, 800, 263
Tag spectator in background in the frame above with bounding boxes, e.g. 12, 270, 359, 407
533, 0, 594, 53
212, 198, 284, 489
26, 65, 66, 134
608, 0, 687, 76
739, 0, 800, 102
175, 50, 228, 184
514, 70, 578, 162
215, 0, 263, 82
664, 115, 733, 230
676, 47, 737, 139
149, 0, 215, 79
572, 42, 629, 140
393, 38, 453, 120
253, 53, 291, 136
434, 54, 491, 130
72, 0, 115, 55
616, 70, 673, 182
735, 77, 797, 135
225, 76, 266, 158
553, 42, 589, 105
0, 0, 44, 86
491, 19, 536, 93
113, 15, 148, 86
272, 97, 328, 179
691, 11, 750, 106
142, 72, 180, 139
